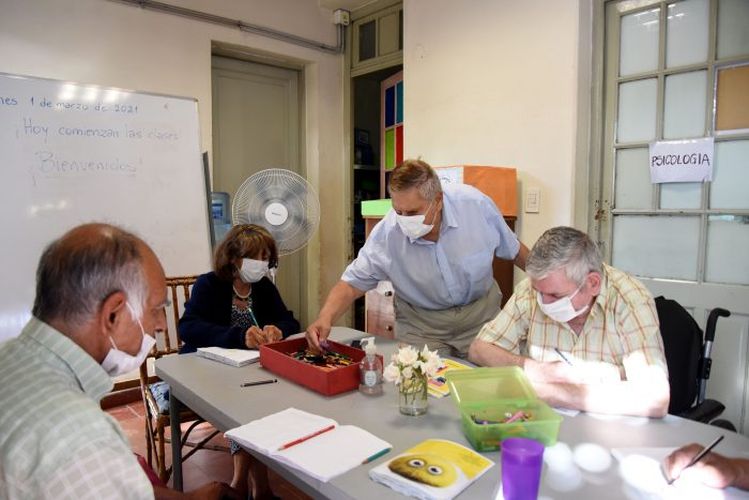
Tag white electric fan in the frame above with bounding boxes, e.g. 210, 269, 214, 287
231, 168, 320, 256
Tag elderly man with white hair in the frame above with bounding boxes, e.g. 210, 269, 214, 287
469, 226, 670, 417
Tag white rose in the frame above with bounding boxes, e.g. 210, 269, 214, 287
402, 366, 413, 380
383, 363, 401, 383
397, 346, 418, 366
424, 357, 442, 377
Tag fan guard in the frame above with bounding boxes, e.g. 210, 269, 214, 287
231, 168, 320, 256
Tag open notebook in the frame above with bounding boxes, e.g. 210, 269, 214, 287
196, 347, 260, 367
226, 408, 392, 482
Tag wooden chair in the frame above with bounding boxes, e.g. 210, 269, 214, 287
139, 275, 221, 483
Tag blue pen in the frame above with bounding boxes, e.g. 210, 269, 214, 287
362, 447, 391, 464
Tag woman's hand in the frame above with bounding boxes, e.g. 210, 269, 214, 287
245, 326, 265, 349
262, 325, 283, 343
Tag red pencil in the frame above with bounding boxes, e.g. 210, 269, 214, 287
277, 424, 336, 451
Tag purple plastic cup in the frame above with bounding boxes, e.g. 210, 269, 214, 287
501, 437, 545, 500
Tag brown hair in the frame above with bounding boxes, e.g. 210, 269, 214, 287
213, 224, 278, 281
388, 159, 443, 201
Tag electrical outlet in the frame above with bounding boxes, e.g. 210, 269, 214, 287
525, 187, 540, 213
333, 9, 350, 26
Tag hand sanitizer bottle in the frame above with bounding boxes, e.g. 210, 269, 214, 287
359, 337, 383, 395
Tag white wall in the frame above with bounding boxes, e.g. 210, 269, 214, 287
404, 0, 586, 251
0, 0, 348, 320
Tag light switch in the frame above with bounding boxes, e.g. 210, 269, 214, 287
525, 187, 540, 213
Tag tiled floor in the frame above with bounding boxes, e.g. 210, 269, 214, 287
107, 400, 310, 499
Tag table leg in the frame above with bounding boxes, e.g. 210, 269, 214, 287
169, 392, 183, 491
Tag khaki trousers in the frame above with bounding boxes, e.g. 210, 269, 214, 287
394, 281, 502, 358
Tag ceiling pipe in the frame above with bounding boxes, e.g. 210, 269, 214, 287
110, 0, 345, 54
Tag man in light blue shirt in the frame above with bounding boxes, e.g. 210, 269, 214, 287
307, 160, 528, 357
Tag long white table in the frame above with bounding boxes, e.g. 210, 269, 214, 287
156, 327, 749, 498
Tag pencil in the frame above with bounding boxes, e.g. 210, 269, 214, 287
554, 348, 573, 366
247, 306, 260, 328
277, 424, 336, 451
666, 435, 724, 485
240, 378, 277, 388
362, 447, 392, 464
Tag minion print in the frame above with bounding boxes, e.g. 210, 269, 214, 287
388, 453, 458, 488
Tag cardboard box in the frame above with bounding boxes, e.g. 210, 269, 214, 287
446, 367, 562, 451
435, 165, 518, 217
259, 338, 369, 396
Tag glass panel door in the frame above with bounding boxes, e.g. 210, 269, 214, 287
597, 0, 749, 433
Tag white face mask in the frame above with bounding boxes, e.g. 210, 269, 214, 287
238, 258, 269, 283
536, 283, 589, 323
101, 303, 156, 378
396, 200, 435, 240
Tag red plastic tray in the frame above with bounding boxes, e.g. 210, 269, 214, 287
259, 338, 368, 396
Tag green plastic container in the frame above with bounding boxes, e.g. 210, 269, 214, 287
446, 367, 562, 451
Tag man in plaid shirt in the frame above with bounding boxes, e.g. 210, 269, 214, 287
469, 226, 669, 417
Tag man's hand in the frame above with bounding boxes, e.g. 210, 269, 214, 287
187, 481, 241, 500
245, 326, 265, 349
523, 358, 583, 384
154, 482, 241, 500
664, 444, 740, 489
306, 318, 332, 353
262, 325, 282, 343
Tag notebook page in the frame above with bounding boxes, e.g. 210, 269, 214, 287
273, 425, 392, 482
225, 408, 337, 455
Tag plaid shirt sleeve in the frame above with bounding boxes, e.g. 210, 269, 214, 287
476, 279, 533, 354
615, 283, 669, 381
38, 438, 154, 500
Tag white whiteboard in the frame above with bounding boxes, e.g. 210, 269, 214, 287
0, 72, 212, 341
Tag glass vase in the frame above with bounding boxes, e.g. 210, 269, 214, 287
398, 373, 428, 416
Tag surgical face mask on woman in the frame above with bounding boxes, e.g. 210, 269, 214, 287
238, 258, 269, 284
396, 200, 436, 240
536, 283, 589, 323
101, 303, 156, 378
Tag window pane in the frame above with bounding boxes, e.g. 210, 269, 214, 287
710, 140, 749, 209
706, 215, 749, 285
618, 78, 657, 142
716, 65, 749, 132
612, 215, 699, 280
717, 0, 749, 59
663, 71, 707, 139
615, 148, 652, 209
358, 20, 376, 62
620, 8, 660, 76
660, 183, 702, 209
666, 0, 709, 68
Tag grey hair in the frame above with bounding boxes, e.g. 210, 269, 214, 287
32, 225, 148, 328
388, 159, 443, 202
526, 226, 603, 285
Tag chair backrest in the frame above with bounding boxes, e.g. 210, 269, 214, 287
655, 296, 703, 414
139, 275, 199, 383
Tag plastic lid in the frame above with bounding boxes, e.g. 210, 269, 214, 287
446, 366, 538, 407
361, 336, 376, 356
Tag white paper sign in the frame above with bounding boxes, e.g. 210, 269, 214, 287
436, 166, 464, 186
649, 137, 714, 183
